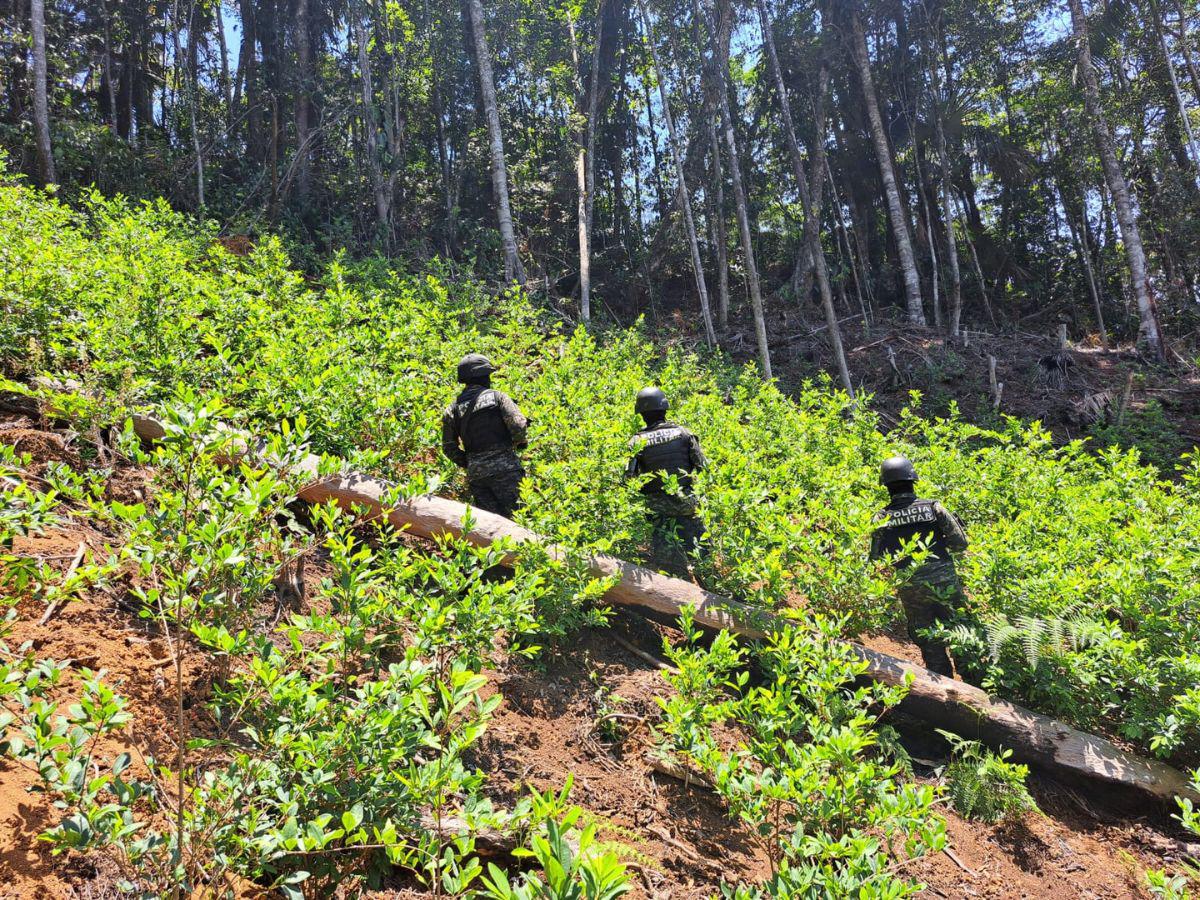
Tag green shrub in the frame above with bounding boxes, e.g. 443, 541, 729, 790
1090, 399, 1188, 474
481, 784, 632, 900
938, 731, 1038, 824
656, 611, 946, 897
1145, 770, 1199, 898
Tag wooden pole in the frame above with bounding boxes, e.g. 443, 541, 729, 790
988, 355, 1003, 411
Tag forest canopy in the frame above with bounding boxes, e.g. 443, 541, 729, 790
4, 0, 1200, 371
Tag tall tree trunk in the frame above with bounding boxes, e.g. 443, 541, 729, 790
237, 0, 259, 154
756, 0, 852, 395
465, 0, 525, 284
927, 34, 963, 337
686, 4, 730, 329
295, 0, 312, 202
642, 77, 666, 216
1151, 0, 1200, 174
215, 0, 232, 118
956, 190, 996, 327
905, 103, 942, 329
30, 0, 55, 185
705, 123, 731, 330
1175, 0, 1200, 102
116, 45, 133, 139
849, 9, 925, 325
432, 70, 456, 257
696, 0, 771, 376
1072, 198, 1110, 349
919, 168, 942, 329
827, 156, 873, 328
354, 0, 391, 244
100, 0, 119, 133
1068, 0, 1164, 359
635, 0, 716, 347
568, 1, 606, 322
185, 0, 205, 212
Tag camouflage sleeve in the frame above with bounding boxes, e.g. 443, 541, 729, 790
868, 524, 885, 560
497, 392, 528, 448
933, 502, 968, 552
624, 437, 642, 480
688, 432, 708, 472
441, 408, 468, 468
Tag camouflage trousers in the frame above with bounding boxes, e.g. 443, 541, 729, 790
464, 449, 525, 520
897, 566, 964, 678
648, 512, 707, 579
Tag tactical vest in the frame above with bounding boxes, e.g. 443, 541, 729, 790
875, 498, 951, 567
455, 389, 512, 454
635, 424, 694, 492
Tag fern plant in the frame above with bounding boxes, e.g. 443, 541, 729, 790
979, 603, 1109, 668
938, 730, 1039, 824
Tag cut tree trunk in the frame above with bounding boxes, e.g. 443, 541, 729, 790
465, 0, 525, 285
849, 9, 925, 325
119, 410, 1200, 808
1068, 0, 1164, 360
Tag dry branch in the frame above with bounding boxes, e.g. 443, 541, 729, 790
38, 542, 87, 626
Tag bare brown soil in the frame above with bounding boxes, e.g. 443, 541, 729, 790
709, 305, 1200, 455
2, 418, 1197, 899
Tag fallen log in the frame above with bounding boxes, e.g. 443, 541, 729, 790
120, 413, 1200, 806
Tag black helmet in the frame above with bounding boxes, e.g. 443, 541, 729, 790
880, 455, 918, 486
457, 353, 497, 383
635, 386, 669, 415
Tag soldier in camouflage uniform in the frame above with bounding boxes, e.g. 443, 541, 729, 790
869, 455, 969, 677
625, 387, 708, 577
441, 354, 529, 519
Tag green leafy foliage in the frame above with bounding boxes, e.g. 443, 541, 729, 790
2, 179, 1199, 895
5, 181, 1193, 757
482, 782, 632, 900
1145, 770, 1200, 898
656, 611, 946, 897
937, 731, 1039, 824
1089, 400, 1188, 475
